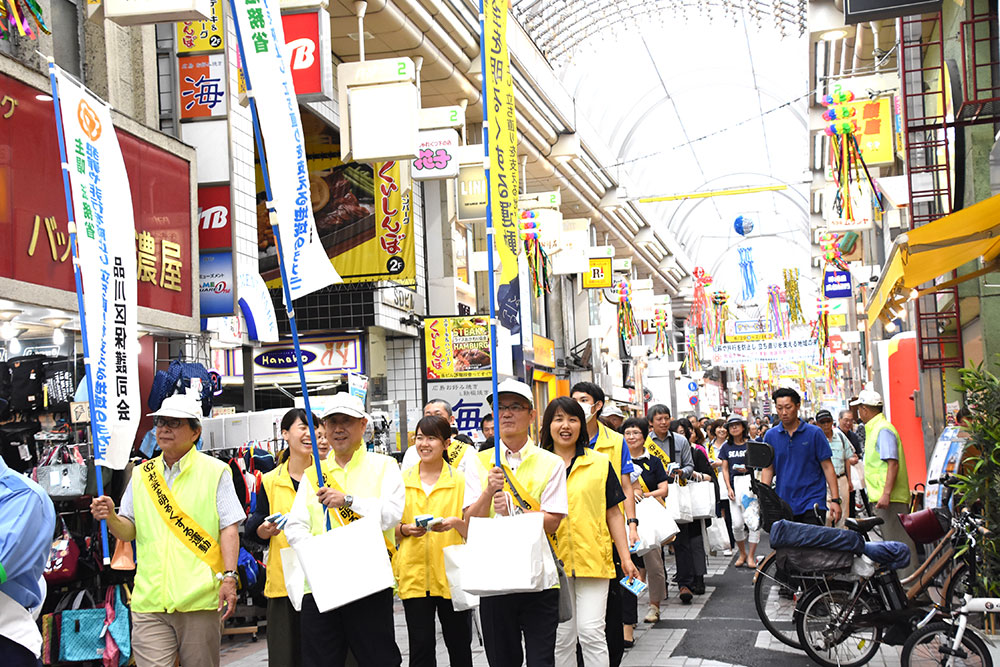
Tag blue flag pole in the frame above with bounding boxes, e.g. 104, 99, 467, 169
47, 61, 111, 565
478, 0, 502, 470
227, 0, 327, 521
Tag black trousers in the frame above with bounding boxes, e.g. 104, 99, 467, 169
0, 635, 39, 667
267, 595, 302, 667
300, 589, 401, 667
605, 553, 625, 667
480, 589, 559, 667
673, 520, 707, 588
792, 509, 826, 525
401, 596, 473, 667
720, 500, 735, 548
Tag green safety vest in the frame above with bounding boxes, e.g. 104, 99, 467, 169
863, 412, 910, 505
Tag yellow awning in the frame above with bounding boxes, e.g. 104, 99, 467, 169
865, 193, 1000, 323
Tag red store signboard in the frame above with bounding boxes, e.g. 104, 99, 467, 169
198, 185, 231, 251
0, 72, 194, 317
282, 10, 332, 101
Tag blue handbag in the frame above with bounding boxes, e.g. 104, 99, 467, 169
55, 586, 131, 665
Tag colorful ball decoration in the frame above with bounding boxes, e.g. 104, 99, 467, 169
734, 215, 754, 236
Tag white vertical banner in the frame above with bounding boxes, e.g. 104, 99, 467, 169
53, 69, 140, 470
232, 0, 340, 298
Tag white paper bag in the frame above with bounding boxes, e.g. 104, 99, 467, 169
293, 516, 394, 612
689, 481, 716, 520
705, 518, 729, 553
635, 497, 680, 553
462, 513, 549, 596
279, 547, 305, 612
666, 483, 693, 523
442, 544, 480, 612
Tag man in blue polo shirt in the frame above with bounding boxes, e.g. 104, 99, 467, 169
0, 456, 57, 666
761, 387, 842, 526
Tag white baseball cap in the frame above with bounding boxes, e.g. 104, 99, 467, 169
321, 392, 370, 421
603, 403, 624, 419
850, 389, 883, 407
148, 392, 202, 420
486, 379, 534, 407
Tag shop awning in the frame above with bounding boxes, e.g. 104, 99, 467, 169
865, 193, 1000, 323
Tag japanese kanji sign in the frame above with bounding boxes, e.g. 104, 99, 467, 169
844, 97, 893, 165
425, 316, 492, 380
710, 339, 820, 367
484, 0, 521, 334
176, 0, 223, 53
52, 67, 140, 470
178, 54, 227, 119
412, 128, 459, 181
234, 0, 341, 299
422, 380, 493, 442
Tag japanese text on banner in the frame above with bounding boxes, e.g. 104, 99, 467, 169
710, 339, 820, 367
484, 0, 521, 334
232, 0, 340, 299
53, 68, 140, 470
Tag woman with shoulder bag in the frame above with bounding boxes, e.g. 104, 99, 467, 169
540, 397, 639, 667
718, 415, 760, 568
395, 415, 481, 667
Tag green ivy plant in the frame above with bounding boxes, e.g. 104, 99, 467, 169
954, 363, 1000, 598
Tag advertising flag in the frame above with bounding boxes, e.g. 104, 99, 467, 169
233, 0, 340, 299
52, 69, 140, 470
484, 0, 521, 334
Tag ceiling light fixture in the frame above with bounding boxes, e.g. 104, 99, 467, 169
8, 337, 21, 355
0, 309, 22, 322
819, 28, 848, 41
52, 327, 65, 345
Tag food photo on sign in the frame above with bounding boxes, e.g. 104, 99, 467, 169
424, 316, 492, 380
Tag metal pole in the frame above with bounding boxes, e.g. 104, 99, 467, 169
47, 61, 111, 565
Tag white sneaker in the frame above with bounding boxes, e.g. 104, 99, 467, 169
723, 549, 733, 556
644, 604, 660, 623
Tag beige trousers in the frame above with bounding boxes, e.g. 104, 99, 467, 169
132, 610, 222, 667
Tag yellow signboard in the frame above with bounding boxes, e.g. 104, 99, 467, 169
533, 335, 555, 368
176, 0, 223, 53
582, 257, 613, 289
846, 97, 893, 165
827, 314, 847, 327
425, 316, 491, 380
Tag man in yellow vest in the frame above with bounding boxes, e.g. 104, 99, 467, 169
471, 378, 567, 667
852, 389, 916, 576
90, 393, 244, 667
284, 392, 404, 667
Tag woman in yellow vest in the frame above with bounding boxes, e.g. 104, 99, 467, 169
245, 408, 321, 667
540, 397, 639, 667
395, 415, 480, 667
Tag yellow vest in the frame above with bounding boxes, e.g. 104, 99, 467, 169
555, 449, 615, 579
259, 461, 309, 598
863, 412, 910, 504
394, 463, 466, 600
477, 439, 562, 517
131, 448, 229, 614
592, 423, 625, 481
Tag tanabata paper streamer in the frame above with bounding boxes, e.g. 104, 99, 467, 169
709, 291, 729, 348
653, 308, 670, 358
738, 247, 757, 301
520, 211, 551, 297
0, 0, 49, 39
783, 268, 804, 324
767, 284, 790, 338
616, 278, 638, 344
687, 267, 713, 330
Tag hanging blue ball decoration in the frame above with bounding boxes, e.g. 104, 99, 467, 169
734, 215, 754, 236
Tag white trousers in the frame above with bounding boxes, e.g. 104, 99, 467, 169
729, 475, 760, 544
554, 576, 610, 667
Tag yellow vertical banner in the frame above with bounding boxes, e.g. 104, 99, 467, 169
484, 0, 521, 334
371, 160, 415, 286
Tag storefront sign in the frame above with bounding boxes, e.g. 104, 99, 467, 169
843, 97, 894, 165
104, 0, 212, 25
253, 336, 363, 376
52, 68, 140, 469
423, 379, 492, 442
234, 0, 341, 299
533, 335, 555, 368
823, 270, 853, 299
178, 53, 227, 119
457, 164, 487, 222
198, 185, 231, 250
281, 9, 333, 101
582, 257, 613, 289
710, 339, 819, 367
425, 316, 491, 379
412, 129, 459, 181
725, 319, 775, 342
828, 314, 848, 327
1, 72, 194, 317
176, 0, 223, 53
844, 0, 942, 24
199, 251, 234, 316
829, 334, 843, 354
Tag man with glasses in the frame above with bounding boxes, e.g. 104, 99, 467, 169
90, 392, 244, 667
838, 409, 865, 517
473, 379, 567, 667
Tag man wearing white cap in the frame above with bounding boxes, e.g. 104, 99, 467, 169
284, 392, 404, 667
90, 392, 244, 667
852, 389, 916, 575
602, 402, 625, 432
472, 378, 568, 667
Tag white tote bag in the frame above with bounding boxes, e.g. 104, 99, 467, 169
293, 515, 394, 613
666, 482, 693, 524
635, 497, 680, 553
689, 481, 717, 520
279, 547, 305, 612
442, 544, 480, 612
704, 518, 729, 553
462, 513, 551, 596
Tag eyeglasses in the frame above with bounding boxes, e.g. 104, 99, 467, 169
496, 404, 530, 414
154, 417, 185, 429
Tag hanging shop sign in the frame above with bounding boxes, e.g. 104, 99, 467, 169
1, 72, 195, 318
456, 163, 487, 221
104, 0, 212, 25
178, 53, 227, 119
547, 219, 592, 275
425, 316, 491, 380
828, 314, 848, 327
412, 128, 460, 181
844, 97, 894, 165
176, 0, 223, 53
582, 257, 613, 289
532, 335, 555, 369
829, 334, 843, 354
199, 250, 234, 317
519, 190, 561, 210
823, 270, 853, 299
419, 105, 465, 130
198, 185, 231, 251
337, 57, 419, 162
710, 339, 819, 367
844, 0, 942, 24
421, 379, 492, 442
253, 336, 363, 376
281, 8, 333, 102
725, 319, 775, 342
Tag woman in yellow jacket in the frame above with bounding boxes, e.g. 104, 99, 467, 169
395, 415, 481, 667
245, 408, 321, 667
540, 397, 640, 667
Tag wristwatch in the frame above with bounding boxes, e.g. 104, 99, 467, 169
627, 518, 639, 527
829, 498, 842, 505
216, 570, 238, 582
344, 494, 354, 508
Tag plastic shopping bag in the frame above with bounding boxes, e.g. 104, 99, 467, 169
688, 481, 716, 520
442, 545, 480, 612
665, 483, 693, 524
634, 497, 680, 554
280, 547, 306, 612
462, 513, 552, 596
705, 519, 729, 553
